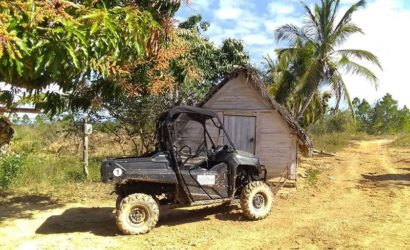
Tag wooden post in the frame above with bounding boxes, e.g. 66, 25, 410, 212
82, 118, 91, 177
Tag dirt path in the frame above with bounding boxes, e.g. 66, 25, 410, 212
1, 140, 409, 249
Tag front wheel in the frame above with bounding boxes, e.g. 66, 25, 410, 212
116, 193, 159, 235
115, 194, 124, 210
240, 181, 273, 220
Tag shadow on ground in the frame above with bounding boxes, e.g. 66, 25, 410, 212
36, 204, 241, 236
360, 171, 410, 188
36, 207, 117, 236
0, 193, 63, 222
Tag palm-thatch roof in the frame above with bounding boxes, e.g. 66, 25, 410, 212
197, 66, 313, 156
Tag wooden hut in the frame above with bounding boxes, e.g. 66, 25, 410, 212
198, 67, 312, 181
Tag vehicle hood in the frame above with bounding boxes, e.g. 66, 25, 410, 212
234, 150, 260, 166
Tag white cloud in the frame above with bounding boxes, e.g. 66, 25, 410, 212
215, 7, 242, 20
191, 0, 212, 10
341, 0, 410, 107
242, 34, 273, 46
263, 16, 302, 32
268, 2, 295, 15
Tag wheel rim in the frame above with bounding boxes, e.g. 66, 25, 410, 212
128, 206, 149, 226
252, 193, 266, 210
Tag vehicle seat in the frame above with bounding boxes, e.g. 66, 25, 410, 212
207, 162, 227, 173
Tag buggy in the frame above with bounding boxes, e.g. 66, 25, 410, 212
101, 106, 273, 234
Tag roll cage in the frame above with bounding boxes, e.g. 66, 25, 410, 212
155, 106, 237, 203
156, 106, 235, 155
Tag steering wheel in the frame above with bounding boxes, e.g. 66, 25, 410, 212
209, 145, 227, 160
213, 145, 224, 153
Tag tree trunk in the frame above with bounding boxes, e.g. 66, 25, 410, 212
296, 91, 316, 122
0, 117, 14, 150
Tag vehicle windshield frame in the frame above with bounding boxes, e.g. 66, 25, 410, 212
155, 106, 236, 154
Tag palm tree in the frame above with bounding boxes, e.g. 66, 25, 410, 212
274, 0, 382, 121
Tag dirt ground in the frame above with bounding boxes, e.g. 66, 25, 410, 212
0, 139, 409, 250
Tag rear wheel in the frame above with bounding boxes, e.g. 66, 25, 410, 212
240, 181, 273, 220
116, 193, 159, 235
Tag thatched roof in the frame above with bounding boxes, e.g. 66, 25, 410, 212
197, 66, 313, 156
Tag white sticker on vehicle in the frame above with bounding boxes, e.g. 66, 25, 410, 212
113, 168, 123, 177
197, 175, 216, 185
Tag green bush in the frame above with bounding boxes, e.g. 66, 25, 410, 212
0, 152, 25, 188
308, 112, 357, 152
66, 170, 86, 183
309, 111, 356, 135
306, 168, 321, 187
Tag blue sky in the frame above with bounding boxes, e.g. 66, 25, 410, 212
176, 0, 410, 108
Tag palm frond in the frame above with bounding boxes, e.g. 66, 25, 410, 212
276, 47, 310, 61
328, 66, 354, 113
275, 24, 313, 44
330, 0, 341, 26
335, 49, 382, 69
331, 24, 363, 46
303, 2, 322, 42
334, 0, 366, 35
338, 56, 378, 86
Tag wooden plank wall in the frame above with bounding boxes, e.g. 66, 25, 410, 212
203, 72, 298, 179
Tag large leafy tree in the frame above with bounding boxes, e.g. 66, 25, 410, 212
0, 0, 186, 148
272, 0, 382, 122
266, 40, 332, 125
371, 94, 400, 134
0, 0, 189, 114
352, 97, 372, 131
353, 94, 410, 134
0, 1, 156, 88
92, 15, 250, 154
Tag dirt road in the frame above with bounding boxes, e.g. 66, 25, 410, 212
1, 140, 409, 249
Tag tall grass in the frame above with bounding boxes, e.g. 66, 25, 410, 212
309, 133, 353, 153
0, 121, 134, 196
390, 134, 410, 147
307, 112, 359, 153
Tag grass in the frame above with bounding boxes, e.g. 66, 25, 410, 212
390, 134, 410, 147
3, 121, 409, 201
0, 122, 135, 201
305, 168, 321, 187
310, 132, 353, 153
310, 132, 395, 153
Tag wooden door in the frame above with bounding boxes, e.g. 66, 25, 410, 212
223, 115, 256, 154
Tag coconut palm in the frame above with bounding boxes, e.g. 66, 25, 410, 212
274, 0, 382, 121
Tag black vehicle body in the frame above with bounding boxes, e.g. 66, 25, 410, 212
101, 106, 267, 206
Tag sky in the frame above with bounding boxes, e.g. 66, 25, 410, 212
176, 0, 410, 108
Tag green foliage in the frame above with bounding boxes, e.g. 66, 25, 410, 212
0, 152, 25, 188
0, 0, 159, 113
308, 93, 410, 152
308, 111, 358, 152
66, 169, 87, 183
353, 94, 410, 134
309, 111, 356, 134
372, 94, 400, 134
270, 0, 381, 122
89, 15, 250, 155
3, 120, 104, 189
93, 95, 167, 154
310, 133, 353, 153
306, 168, 321, 187
176, 15, 249, 102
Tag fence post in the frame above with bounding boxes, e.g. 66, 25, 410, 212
82, 118, 92, 177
